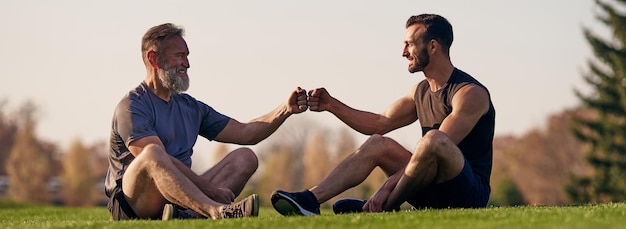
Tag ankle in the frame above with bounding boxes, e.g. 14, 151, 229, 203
303, 190, 320, 205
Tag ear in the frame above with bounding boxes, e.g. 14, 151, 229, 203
429, 39, 438, 54
147, 50, 159, 68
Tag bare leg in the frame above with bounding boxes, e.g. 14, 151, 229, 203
200, 147, 258, 197
383, 130, 465, 210
310, 134, 412, 203
122, 144, 224, 219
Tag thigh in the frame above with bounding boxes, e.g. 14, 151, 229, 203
408, 160, 489, 209
122, 155, 168, 219
200, 147, 258, 196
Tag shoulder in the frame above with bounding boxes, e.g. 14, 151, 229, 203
451, 83, 490, 116
115, 84, 142, 108
449, 69, 490, 111
450, 68, 490, 94
114, 83, 153, 117
414, 79, 430, 95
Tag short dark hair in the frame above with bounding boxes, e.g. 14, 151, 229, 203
406, 14, 453, 54
141, 23, 185, 65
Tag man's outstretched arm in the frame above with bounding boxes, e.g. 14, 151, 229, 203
215, 87, 308, 145
307, 86, 418, 135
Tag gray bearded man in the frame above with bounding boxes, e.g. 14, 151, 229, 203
105, 23, 308, 220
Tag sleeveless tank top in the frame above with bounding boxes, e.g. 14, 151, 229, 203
414, 68, 495, 184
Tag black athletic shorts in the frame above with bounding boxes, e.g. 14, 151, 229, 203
107, 179, 139, 220
407, 160, 490, 209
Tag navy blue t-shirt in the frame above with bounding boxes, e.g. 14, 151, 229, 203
105, 82, 230, 197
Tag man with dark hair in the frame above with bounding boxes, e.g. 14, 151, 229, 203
271, 14, 495, 215
105, 23, 309, 220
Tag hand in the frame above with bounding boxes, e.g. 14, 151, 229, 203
202, 186, 235, 204
362, 186, 391, 212
288, 87, 308, 114
307, 87, 332, 112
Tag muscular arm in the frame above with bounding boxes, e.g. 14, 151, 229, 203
214, 87, 307, 145
438, 84, 490, 144
309, 85, 418, 135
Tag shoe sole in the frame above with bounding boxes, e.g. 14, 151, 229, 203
271, 191, 317, 216
162, 203, 176, 221
250, 194, 259, 217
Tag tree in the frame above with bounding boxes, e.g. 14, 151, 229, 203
0, 99, 18, 175
60, 138, 98, 206
255, 144, 298, 206
5, 101, 55, 203
570, 0, 626, 203
302, 130, 332, 189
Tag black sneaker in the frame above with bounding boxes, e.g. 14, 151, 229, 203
161, 204, 204, 220
271, 190, 320, 216
332, 198, 366, 214
220, 194, 259, 219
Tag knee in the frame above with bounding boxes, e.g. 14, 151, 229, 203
133, 144, 169, 166
356, 134, 391, 157
232, 147, 258, 173
418, 130, 450, 154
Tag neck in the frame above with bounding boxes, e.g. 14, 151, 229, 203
423, 60, 454, 91
145, 71, 172, 102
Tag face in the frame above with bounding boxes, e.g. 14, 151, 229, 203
402, 24, 430, 73
156, 35, 190, 93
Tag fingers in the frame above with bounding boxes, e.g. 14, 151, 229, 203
363, 201, 371, 212
307, 88, 325, 111
364, 199, 384, 212
210, 187, 234, 204
291, 87, 328, 113
295, 87, 308, 112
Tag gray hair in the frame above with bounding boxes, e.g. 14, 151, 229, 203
141, 23, 185, 65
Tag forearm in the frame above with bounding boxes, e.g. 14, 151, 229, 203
327, 98, 389, 135
242, 103, 292, 144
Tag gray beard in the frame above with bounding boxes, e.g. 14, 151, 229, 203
157, 65, 189, 94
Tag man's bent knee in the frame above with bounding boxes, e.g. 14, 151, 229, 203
357, 134, 407, 159
230, 147, 259, 174
419, 130, 454, 153
356, 134, 387, 156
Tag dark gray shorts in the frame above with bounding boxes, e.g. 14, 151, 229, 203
408, 160, 490, 209
107, 180, 138, 220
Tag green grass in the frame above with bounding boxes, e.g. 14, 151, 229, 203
0, 202, 625, 229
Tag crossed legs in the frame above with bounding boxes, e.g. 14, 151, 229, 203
122, 145, 258, 219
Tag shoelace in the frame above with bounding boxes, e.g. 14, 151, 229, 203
221, 204, 245, 218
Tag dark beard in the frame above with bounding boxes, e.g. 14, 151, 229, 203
409, 47, 430, 73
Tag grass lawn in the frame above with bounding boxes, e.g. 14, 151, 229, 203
0, 201, 625, 229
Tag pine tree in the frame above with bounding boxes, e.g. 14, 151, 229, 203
570, 0, 626, 203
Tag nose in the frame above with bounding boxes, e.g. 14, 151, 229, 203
402, 45, 409, 58
183, 56, 190, 68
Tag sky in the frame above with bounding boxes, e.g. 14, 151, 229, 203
0, 1, 604, 170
